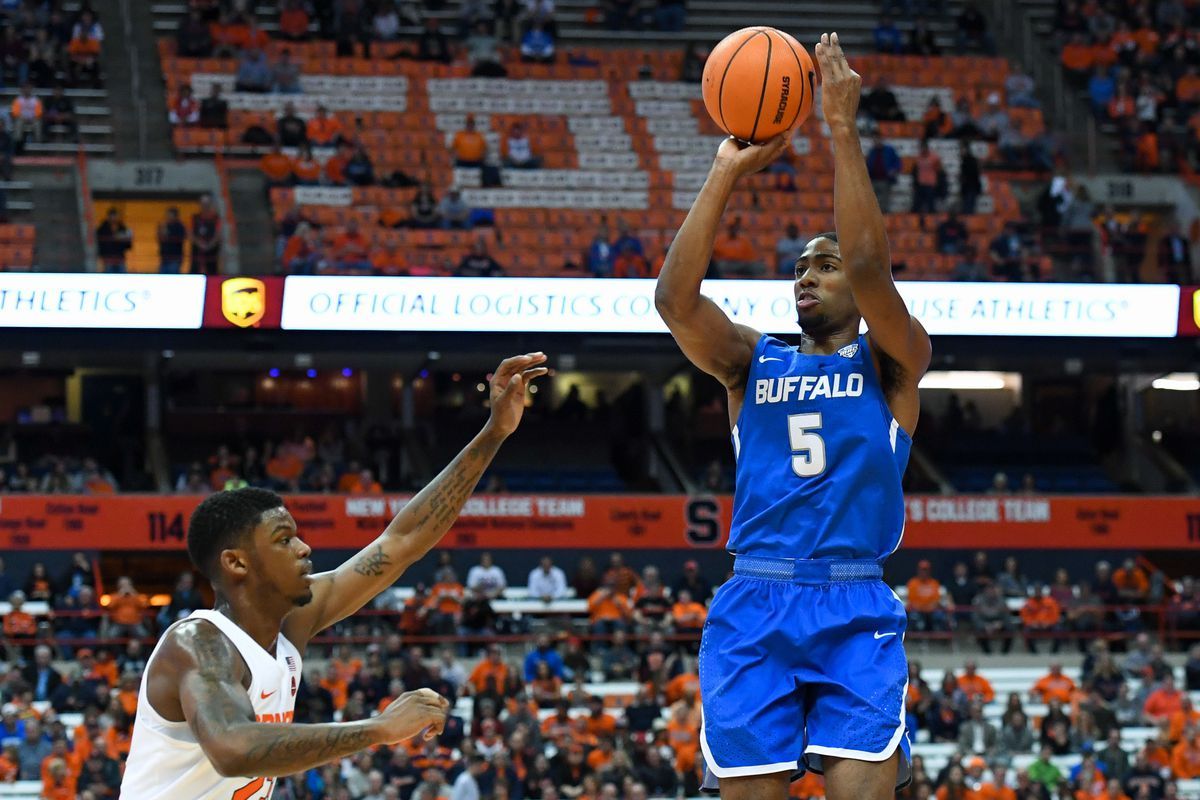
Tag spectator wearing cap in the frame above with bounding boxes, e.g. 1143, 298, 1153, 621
906, 559, 949, 633
674, 559, 711, 603
523, 632, 569, 683
528, 555, 568, 601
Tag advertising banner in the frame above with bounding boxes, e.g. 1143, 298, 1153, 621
280, 277, 1182, 338
0, 274, 206, 329
2, 494, 1198, 551
1178, 286, 1200, 337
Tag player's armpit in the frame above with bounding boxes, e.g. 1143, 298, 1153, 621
655, 291, 761, 390
178, 620, 380, 777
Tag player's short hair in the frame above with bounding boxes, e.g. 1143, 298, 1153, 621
811, 231, 839, 244
187, 487, 285, 581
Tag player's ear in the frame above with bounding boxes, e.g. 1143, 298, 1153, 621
219, 547, 250, 578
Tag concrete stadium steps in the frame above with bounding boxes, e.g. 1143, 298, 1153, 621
2, 87, 116, 156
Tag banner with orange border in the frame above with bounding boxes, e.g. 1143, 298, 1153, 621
1, 495, 1199, 551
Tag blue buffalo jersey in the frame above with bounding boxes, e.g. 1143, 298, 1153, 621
729, 333, 911, 560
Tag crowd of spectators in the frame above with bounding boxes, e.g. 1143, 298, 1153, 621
0, 455, 117, 496
9, 544, 1200, 798
1054, 0, 1200, 172
0, 0, 96, 152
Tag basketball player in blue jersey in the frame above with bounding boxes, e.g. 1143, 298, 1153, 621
655, 34, 931, 800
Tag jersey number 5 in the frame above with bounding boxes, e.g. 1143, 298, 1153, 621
787, 413, 826, 477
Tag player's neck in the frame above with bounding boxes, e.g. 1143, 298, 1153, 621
798, 327, 858, 355
213, 593, 282, 654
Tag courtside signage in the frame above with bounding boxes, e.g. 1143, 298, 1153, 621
0, 274, 206, 329
281, 277, 1181, 337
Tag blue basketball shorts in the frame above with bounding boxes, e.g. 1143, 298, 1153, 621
698, 555, 911, 786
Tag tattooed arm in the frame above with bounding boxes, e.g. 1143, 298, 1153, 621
283, 353, 548, 649
155, 620, 448, 777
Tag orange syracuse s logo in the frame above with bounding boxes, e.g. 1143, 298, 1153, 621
221, 277, 266, 328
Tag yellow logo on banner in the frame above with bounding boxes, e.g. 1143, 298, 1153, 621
221, 278, 266, 328
1193, 288, 1199, 329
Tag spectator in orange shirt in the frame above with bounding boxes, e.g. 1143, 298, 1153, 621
259, 144, 294, 186
1172, 734, 1200, 778
1145, 674, 1185, 722
468, 645, 510, 694
1133, 124, 1160, 173
104, 711, 133, 761
1177, 66, 1200, 106
602, 552, 640, 597
1168, 696, 1200, 744
1114, 558, 1150, 602
583, 694, 617, 738
67, 11, 102, 86
370, 240, 407, 275
588, 581, 632, 637
451, 114, 488, 167
711, 217, 765, 277
319, 664, 349, 711
906, 559, 949, 633
278, 0, 310, 40
1060, 33, 1094, 74
330, 219, 373, 274
3, 590, 37, 660
958, 661, 995, 704
585, 736, 614, 772
324, 142, 350, 186
1020, 583, 1063, 653
265, 443, 305, 489
292, 143, 322, 186
344, 467, 383, 494
40, 757, 76, 800
671, 589, 707, 636
306, 105, 343, 147
10, 83, 42, 143
427, 567, 465, 636
0, 744, 17, 782
104, 577, 148, 639
665, 702, 700, 774
911, 138, 944, 215
1030, 662, 1076, 705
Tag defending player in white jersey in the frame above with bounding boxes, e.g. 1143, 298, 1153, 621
121, 353, 548, 800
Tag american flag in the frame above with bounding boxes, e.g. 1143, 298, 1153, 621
285, 656, 297, 672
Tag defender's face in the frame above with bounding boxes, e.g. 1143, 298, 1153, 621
793, 237, 858, 333
248, 507, 314, 607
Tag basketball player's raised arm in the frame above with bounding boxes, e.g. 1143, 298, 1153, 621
816, 33, 931, 377
654, 135, 789, 389
169, 620, 448, 777
283, 354, 548, 645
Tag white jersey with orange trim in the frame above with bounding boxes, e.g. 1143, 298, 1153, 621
119, 609, 302, 800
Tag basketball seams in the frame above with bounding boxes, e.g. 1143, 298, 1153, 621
746, 31, 774, 143
777, 33, 808, 133
717, 30, 765, 140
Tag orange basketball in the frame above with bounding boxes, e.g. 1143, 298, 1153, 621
701, 27, 816, 144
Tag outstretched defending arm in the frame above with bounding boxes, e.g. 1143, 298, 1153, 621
282, 353, 548, 648
655, 136, 790, 390
816, 32, 931, 379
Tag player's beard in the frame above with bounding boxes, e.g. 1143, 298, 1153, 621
293, 588, 314, 607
